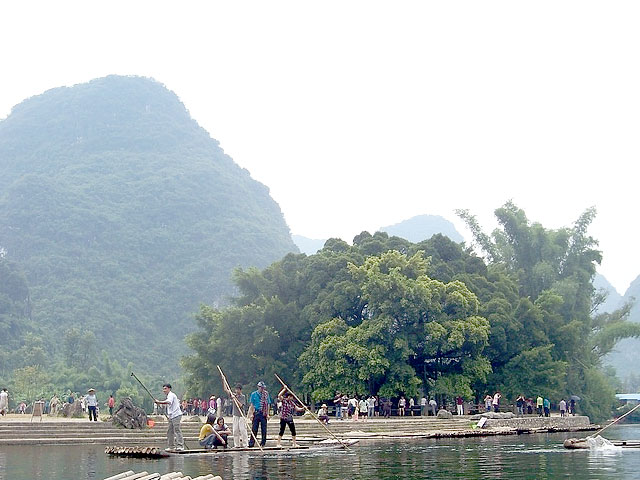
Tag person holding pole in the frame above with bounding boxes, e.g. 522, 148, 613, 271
248, 381, 271, 448
277, 388, 304, 448
274, 373, 352, 450
226, 383, 249, 448
154, 383, 185, 451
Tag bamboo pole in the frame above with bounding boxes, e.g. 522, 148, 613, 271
589, 400, 640, 438
274, 373, 351, 450
216, 365, 264, 452
130, 371, 191, 450
104, 472, 135, 480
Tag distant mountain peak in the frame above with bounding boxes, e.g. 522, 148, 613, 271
380, 214, 463, 244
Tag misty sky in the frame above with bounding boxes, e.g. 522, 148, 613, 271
1, 1, 638, 293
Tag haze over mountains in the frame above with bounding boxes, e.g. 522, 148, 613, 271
601, 274, 640, 381
0, 76, 297, 376
293, 214, 463, 255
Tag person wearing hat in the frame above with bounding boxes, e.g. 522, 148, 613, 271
248, 381, 272, 448
86, 388, 98, 421
208, 395, 216, 416
317, 403, 330, 424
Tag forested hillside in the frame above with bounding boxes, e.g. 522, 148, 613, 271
0, 76, 297, 383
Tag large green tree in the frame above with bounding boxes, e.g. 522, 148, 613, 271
183, 233, 492, 400
300, 251, 490, 400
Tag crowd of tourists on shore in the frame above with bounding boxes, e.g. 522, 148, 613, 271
4, 379, 581, 454
0, 387, 117, 420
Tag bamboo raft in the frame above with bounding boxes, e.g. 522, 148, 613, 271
106, 440, 356, 458
105, 446, 169, 458
104, 471, 221, 480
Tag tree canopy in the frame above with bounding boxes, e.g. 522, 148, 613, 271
184, 203, 639, 422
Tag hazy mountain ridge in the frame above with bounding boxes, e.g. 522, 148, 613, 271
602, 274, 640, 383
293, 214, 464, 255
380, 214, 464, 243
593, 273, 624, 314
0, 75, 297, 376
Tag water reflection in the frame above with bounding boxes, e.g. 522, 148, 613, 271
231, 450, 249, 478
2, 427, 640, 479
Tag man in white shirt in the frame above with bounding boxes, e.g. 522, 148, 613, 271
155, 383, 184, 450
420, 396, 427, 416
0, 388, 8, 416
367, 396, 376, 418
429, 398, 437, 416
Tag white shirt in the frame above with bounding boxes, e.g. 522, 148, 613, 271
0, 391, 8, 407
86, 394, 97, 407
166, 391, 182, 419
420, 397, 427, 406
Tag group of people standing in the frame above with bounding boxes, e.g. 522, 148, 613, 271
181, 395, 231, 417
332, 393, 440, 419
0, 388, 116, 420
481, 392, 578, 417
157, 380, 307, 451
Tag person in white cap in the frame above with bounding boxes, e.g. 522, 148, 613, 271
86, 389, 98, 421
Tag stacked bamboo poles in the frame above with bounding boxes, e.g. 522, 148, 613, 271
104, 471, 222, 480
104, 446, 167, 458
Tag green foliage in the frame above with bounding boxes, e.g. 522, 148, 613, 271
459, 202, 638, 420
0, 75, 297, 379
184, 233, 492, 403
185, 201, 637, 422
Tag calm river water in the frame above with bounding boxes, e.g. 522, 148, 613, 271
1, 424, 640, 479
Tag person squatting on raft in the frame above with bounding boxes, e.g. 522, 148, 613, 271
198, 414, 217, 448
317, 403, 330, 424
248, 381, 271, 448
212, 417, 231, 448
277, 387, 304, 447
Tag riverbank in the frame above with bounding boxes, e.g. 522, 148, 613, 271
0, 413, 596, 445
